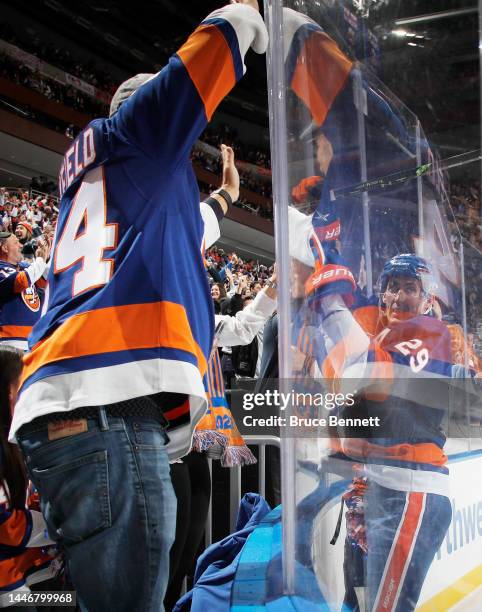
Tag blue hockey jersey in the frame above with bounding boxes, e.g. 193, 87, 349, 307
10, 4, 268, 460
0, 259, 46, 351
324, 307, 453, 495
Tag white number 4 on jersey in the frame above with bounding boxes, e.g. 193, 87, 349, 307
54, 167, 118, 296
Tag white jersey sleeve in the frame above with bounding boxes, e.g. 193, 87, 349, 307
288, 206, 315, 266
215, 290, 276, 347
200, 201, 221, 250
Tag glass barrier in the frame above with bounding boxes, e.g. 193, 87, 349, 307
265, 0, 482, 608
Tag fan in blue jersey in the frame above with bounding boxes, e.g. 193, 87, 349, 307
9, 3, 268, 610
0, 232, 49, 352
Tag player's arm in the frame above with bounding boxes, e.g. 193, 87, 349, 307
215, 278, 277, 347
283, 8, 352, 126
0, 260, 45, 297
283, 8, 409, 145
109, 2, 268, 167
200, 144, 240, 250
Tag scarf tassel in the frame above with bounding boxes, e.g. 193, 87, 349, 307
192, 430, 227, 453
192, 430, 257, 467
221, 444, 257, 467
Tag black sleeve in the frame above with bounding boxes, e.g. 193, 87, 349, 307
224, 293, 243, 316
207, 265, 222, 283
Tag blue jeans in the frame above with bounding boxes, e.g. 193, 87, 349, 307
17, 408, 176, 612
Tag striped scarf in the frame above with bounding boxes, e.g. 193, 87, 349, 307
193, 348, 256, 467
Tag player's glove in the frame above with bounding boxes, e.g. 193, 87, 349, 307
291, 175, 323, 205
305, 244, 356, 309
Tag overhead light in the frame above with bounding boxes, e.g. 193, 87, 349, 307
45, 0, 62, 11
104, 33, 119, 46
130, 49, 145, 60
75, 17, 91, 29
392, 29, 416, 37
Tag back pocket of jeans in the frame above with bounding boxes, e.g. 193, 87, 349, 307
31, 450, 111, 544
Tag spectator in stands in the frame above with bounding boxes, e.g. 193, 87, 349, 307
0, 231, 49, 351
252, 281, 263, 296
14, 221, 33, 246
211, 282, 229, 315
9, 203, 18, 229
218, 275, 250, 387
9, 3, 268, 611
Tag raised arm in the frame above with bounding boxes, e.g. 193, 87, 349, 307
109, 3, 268, 167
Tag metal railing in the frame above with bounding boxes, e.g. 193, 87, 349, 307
205, 434, 280, 547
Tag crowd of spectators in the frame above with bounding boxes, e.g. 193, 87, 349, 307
0, 187, 58, 252
0, 51, 107, 118
0, 19, 480, 271
192, 148, 272, 200
197, 178, 273, 219
448, 181, 482, 352
0, 21, 117, 95
0, 25, 275, 213
0, 185, 274, 286
201, 124, 271, 169
205, 245, 272, 287
449, 180, 481, 250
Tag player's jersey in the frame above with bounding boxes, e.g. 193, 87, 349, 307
9, 5, 268, 461
0, 260, 45, 351
324, 308, 452, 496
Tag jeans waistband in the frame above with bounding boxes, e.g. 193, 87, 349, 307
18, 396, 169, 437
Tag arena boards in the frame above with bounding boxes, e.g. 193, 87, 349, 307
231, 447, 482, 611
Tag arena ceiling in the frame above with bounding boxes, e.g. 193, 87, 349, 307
3, 0, 480, 155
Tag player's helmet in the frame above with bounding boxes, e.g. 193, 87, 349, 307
378, 253, 436, 296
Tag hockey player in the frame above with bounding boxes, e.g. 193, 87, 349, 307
307, 242, 452, 611
9, 3, 268, 610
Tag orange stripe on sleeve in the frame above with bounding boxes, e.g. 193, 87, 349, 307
13, 272, 29, 293
177, 24, 237, 121
22, 301, 207, 384
291, 32, 353, 126
0, 325, 32, 339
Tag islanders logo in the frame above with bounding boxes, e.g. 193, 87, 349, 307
22, 286, 41, 312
